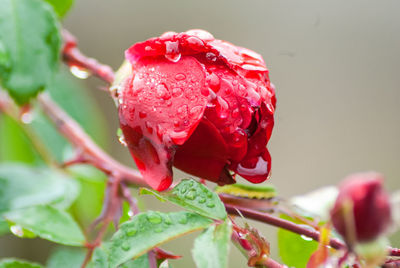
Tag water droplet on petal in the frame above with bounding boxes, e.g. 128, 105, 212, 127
189, 106, 203, 116
156, 83, 171, 100
198, 197, 206, 204
172, 87, 183, 97
207, 73, 220, 92
155, 227, 163, 233
177, 105, 188, 119
165, 41, 181, 62
206, 52, 217, 62
70, 65, 90, 79
139, 111, 147, 118
206, 192, 213, 198
175, 73, 186, 81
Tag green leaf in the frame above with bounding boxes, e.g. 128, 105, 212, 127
0, 68, 108, 165
69, 165, 106, 227
108, 211, 213, 267
0, 258, 42, 268
0, 0, 61, 104
192, 220, 232, 268
277, 215, 318, 268
4, 205, 85, 246
44, 0, 74, 18
140, 179, 227, 220
88, 244, 150, 268
215, 183, 276, 199
0, 164, 79, 212
0, 114, 42, 164
46, 247, 85, 268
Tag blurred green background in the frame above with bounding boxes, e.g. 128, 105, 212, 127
1, 0, 400, 267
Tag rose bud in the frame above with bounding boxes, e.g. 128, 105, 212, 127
330, 172, 392, 245
117, 29, 276, 191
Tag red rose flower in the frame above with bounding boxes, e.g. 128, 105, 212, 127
330, 172, 392, 244
117, 29, 276, 191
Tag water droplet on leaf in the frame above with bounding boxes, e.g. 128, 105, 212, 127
147, 212, 163, 224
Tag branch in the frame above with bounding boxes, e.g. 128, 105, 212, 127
225, 203, 346, 250
37, 93, 147, 187
62, 29, 115, 84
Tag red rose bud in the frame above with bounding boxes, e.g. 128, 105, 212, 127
330, 172, 392, 244
117, 29, 276, 190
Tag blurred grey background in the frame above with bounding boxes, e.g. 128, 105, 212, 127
2, 0, 400, 267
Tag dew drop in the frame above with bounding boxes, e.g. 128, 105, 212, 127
172, 87, 183, 97
185, 189, 196, 200
216, 97, 230, 119
206, 52, 217, 62
122, 241, 131, 251
147, 212, 163, 224
180, 185, 188, 194
178, 215, 188, 224
175, 73, 186, 81
188, 181, 194, 187
206, 192, 213, 198
70, 65, 90, 79
207, 73, 220, 92
165, 53, 181, 62
156, 83, 171, 100
155, 227, 163, 233
165, 41, 181, 62
206, 203, 215, 208
139, 111, 147, 118
164, 215, 172, 225
145, 121, 153, 134
126, 227, 137, 237
186, 36, 204, 51
198, 197, 206, 204
177, 105, 188, 119
300, 235, 313, 242
118, 134, 127, 146
10, 225, 24, 237
20, 111, 34, 124
189, 106, 203, 116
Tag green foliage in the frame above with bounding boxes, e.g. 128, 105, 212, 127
141, 179, 227, 220
108, 211, 213, 267
0, 259, 42, 268
0, 164, 79, 213
215, 183, 276, 199
4, 205, 85, 246
192, 220, 232, 268
44, 0, 74, 18
46, 247, 85, 268
0, 115, 41, 164
277, 215, 318, 268
0, 0, 61, 104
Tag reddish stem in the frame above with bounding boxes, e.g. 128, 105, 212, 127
225, 203, 346, 251
62, 30, 115, 84
37, 93, 147, 187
